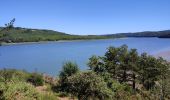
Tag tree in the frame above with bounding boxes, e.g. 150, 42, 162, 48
88, 55, 105, 74
88, 45, 138, 85
128, 49, 139, 93
103, 46, 119, 79
66, 71, 114, 100
156, 57, 170, 99
88, 44, 170, 98
0, 18, 16, 44
59, 61, 79, 79
58, 61, 79, 92
141, 56, 160, 90
138, 52, 148, 86
115, 45, 130, 83
4, 18, 15, 30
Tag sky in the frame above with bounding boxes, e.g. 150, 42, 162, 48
0, 0, 170, 35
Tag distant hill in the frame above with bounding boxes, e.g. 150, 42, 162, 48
104, 30, 170, 38
0, 27, 109, 43
157, 30, 170, 38
1, 27, 170, 44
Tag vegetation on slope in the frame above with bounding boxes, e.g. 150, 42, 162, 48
0, 19, 110, 44
0, 27, 110, 43
0, 69, 58, 100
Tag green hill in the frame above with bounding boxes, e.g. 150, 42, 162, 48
0, 27, 109, 43
1, 26, 170, 44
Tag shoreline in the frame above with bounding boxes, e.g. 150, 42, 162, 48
0, 40, 101, 46
154, 50, 170, 61
2, 37, 160, 46
0, 38, 124, 46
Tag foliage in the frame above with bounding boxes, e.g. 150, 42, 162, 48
66, 71, 114, 100
4, 18, 15, 30
59, 62, 79, 79
0, 69, 30, 82
0, 19, 110, 43
27, 73, 44, 86
88, 45, 170, 99
152, 57, 170, 99
0, 69, 60, 100
88, 55, 105, 73
0, 27, 110, 43
0, 81, 39, 100
57, 62, 79, 92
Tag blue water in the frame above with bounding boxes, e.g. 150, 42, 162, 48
0, 38, 170, 76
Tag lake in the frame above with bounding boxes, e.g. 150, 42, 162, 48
0, 38, 170, 76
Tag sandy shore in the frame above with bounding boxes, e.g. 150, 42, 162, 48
154, 50, 170, 61
155, 50, 170, 57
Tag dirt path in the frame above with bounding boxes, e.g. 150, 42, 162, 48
57, 97, 70, 100
35, 85, 73, 100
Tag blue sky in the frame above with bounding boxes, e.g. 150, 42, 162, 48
0, 0, 170, 35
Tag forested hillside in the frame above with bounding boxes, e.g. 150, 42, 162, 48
0, 27, 109, 43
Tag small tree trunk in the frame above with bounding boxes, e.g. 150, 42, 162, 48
132, 73, 136, 94
123, 68, 127, 82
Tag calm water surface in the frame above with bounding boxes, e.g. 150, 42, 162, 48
0, 38, 170, 76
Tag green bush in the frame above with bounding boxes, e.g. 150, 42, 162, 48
0, 69, 30, 82
59, 62, 79, 79
0, 82, 39, 100
58, 62, 79, 92
66, 71, 114, 99
27, 73, 44, 86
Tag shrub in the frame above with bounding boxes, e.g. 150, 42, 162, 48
66, 71, 114, 100
27, 73, 44, 86
0, 82, 39, 100
0, 69, 30, 82
58, 62, 79, 92
59, 62, 79, 79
